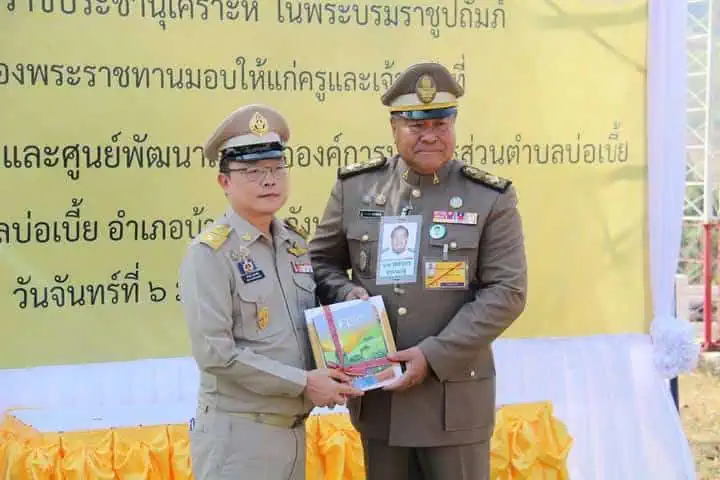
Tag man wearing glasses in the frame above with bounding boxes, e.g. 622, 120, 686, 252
179, 104, 363, 480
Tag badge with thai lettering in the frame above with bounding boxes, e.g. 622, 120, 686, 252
375, 215, 423, 286
257, 306, 269, 330
423, 258, 468, 290
292, 261, 313, 274
237, 258, 265, 283
432, 211, 478, 225
359, 209, 383, 220
287, 242, 308, 257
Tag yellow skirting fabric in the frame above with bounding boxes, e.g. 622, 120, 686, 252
0, 402, 572, 479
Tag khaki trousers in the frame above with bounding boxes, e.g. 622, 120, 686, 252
362, 437, 490, 480
190, 410, 305, 480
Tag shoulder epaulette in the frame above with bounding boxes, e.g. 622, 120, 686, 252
460, 166, 512, 193
283, 218, 309, 240
198, 224, 232, 250
337, 157, 388, 180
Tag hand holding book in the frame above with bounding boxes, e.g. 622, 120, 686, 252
382, 347, 429, 392
305, 295, 404, 391
303, 368, 364, 408
344, 285, 369, 301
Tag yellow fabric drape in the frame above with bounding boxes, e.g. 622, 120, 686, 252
0, 402, 572, 479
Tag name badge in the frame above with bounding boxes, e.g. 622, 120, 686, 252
423, 258, 469, 290
237, 258, 265, 283
359, 209, 383, 220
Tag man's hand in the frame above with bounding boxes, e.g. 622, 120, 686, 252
345, 286, 369, 301
383, 347, 429, 392
303, 368, 364, 407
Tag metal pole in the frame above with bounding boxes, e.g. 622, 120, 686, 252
702, 0, 717, 351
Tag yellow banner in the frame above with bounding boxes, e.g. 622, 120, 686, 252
0, 1, 649, 369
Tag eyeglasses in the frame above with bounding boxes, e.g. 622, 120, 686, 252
226, 164, 290, 183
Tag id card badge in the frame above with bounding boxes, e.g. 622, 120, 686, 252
423, 257, 469, 290
375, 215, 423, 286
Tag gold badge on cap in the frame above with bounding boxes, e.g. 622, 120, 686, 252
415, 74, 437, 104
249, 111, 269, 136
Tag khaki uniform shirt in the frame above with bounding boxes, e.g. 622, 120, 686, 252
309, 155, 528, 447
179, 207, 316, 417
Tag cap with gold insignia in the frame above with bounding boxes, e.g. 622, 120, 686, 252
381, 62, 463, 120
204, 104, 290, 170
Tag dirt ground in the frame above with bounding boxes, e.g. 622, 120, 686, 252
680, 370, 720, 479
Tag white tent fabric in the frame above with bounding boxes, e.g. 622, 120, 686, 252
0, 334, 696, 479
0, 1, 698, 478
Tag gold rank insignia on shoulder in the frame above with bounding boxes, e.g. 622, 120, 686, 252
199, 224, 232, 250
283, 218, 309, 240
460, 165, 512, 193
337, 156, 388, 180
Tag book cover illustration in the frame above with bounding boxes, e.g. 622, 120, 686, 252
305, 295, 403, 391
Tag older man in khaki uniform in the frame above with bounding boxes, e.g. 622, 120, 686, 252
308, 63, 528, 479
179, 104, 363, 480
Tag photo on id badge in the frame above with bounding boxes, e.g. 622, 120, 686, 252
375, 215, 422, 285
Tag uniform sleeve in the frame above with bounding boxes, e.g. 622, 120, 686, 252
179, 244, 308, 397
309, 179, 357, 304
417, 185, 528, 382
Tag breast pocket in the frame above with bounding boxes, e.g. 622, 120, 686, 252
293, 273, 317, 312
346, 222, 380, 279
235, 278, 279, 340
429, 226, 481, 273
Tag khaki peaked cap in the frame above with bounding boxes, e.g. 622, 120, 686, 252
204, 104, 290, 165
381, 62, 464, 120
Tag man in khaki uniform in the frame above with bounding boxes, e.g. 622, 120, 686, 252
179, 104, 363, 480
309, 63, 528, 479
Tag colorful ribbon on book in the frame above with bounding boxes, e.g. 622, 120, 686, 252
322, 305, 393, 375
